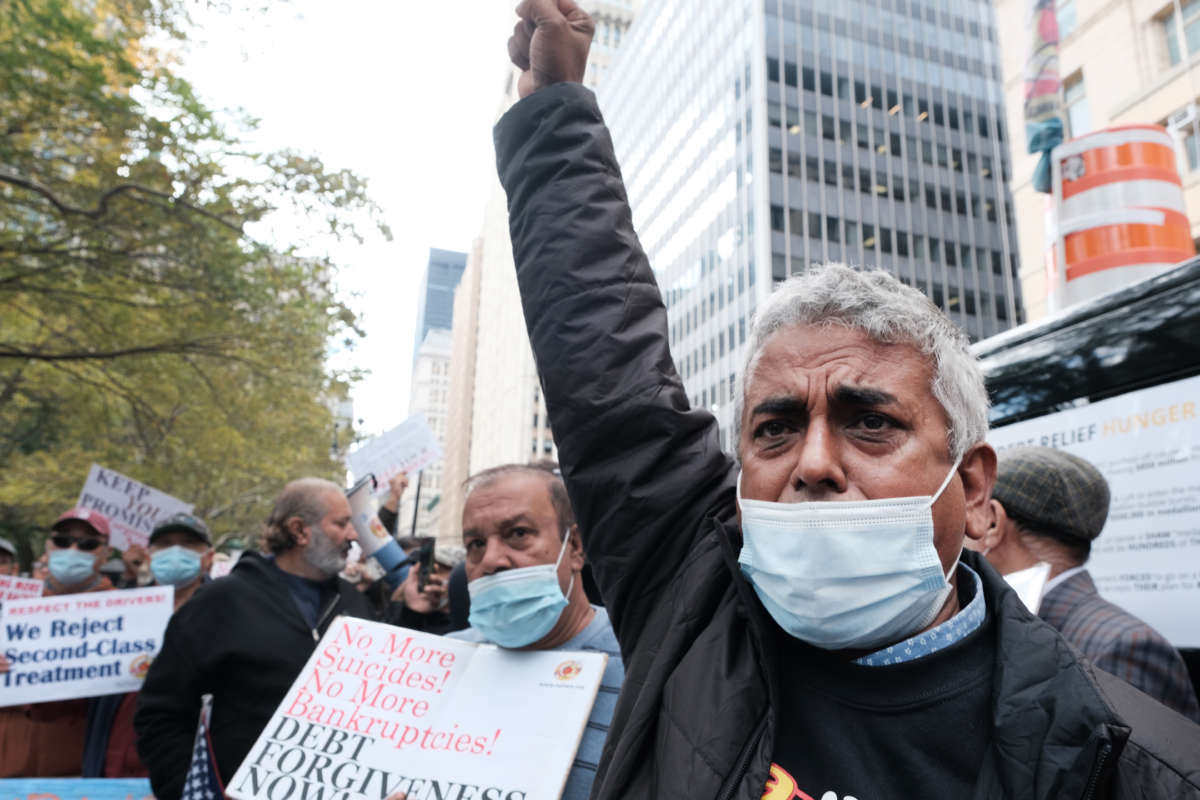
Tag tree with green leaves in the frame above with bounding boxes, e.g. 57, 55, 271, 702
0, 0, 387, 564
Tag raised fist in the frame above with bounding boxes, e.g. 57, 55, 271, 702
509, 0, 595, 98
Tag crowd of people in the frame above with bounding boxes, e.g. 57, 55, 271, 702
2, 1, 1199, 798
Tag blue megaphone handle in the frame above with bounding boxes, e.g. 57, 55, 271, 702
371, 538, 410, 588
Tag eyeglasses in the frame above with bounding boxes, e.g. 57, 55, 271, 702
50, 535, 105, 551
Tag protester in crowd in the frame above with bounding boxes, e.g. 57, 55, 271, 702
84, 512, 217, 778
377, 471, 409, 535
492, 4, 1200, 797
113, 543, 149, 589
447, 463, 623, 800
384, 543, 465, 635
340, 546, 393, 616
0, 537, 18, 576
134, 478, 376, 799
974, 446, 1200, 722
0, 508, 115, 777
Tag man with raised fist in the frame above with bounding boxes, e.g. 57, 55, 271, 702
493, 2, 1200, 799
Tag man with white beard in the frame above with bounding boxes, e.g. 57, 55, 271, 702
135, 478, 376, 800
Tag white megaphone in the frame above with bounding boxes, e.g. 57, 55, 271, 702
345, 474, 409, 585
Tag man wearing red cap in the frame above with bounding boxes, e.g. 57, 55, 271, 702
0, 507, 117, 776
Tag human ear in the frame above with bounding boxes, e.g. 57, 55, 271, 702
960, 443, 997, 544
286, 517, 310, 548
566, 525, 585, 572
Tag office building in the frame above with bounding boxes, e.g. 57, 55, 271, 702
598, 0, 1022, 449
413, 248, 467, 364
399, 328, 453, 542
994, 0, 1200, 320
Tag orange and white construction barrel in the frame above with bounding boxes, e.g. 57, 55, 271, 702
1047, 124, 1195, 311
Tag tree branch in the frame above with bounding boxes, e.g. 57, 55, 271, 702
0, 172, 245, 233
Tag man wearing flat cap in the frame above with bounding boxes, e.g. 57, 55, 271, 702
146, 512, 215, 610
975, 446, 1200, 722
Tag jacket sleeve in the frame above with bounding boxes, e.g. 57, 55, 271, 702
1092, 628, 1200, 724
494, 83, 736, 650
134, 601, 207, 800
378, 505, 399, 536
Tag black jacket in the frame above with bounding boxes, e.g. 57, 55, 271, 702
495, 82, 1200, 800
133, 551, 375, 799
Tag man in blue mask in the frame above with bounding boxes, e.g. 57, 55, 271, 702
82, 511, 216, 778
146, 512, 215, 610
446, 463, 623, 800
0, 507, 115, 777
488, 2, 1200, 799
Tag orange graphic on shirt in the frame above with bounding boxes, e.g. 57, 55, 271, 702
762, 763, 816, 800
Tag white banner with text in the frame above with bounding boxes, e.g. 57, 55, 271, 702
346, 415, 442, 491
988, 373, 1200, 647
75, 464, 194, 550
0, 586, 174, 705
228, 618, 606, 800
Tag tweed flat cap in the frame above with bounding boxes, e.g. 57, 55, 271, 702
992, 446, 1110, 543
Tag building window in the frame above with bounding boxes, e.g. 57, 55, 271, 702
1064, 73, 1091, 137
1057, 0, 1077, 39
1165, 0, 1200, 66
1182, 124, 1200, 171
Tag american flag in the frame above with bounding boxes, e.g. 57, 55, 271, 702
181, 694, 225, 800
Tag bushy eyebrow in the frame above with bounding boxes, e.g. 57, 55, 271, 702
833, 385, 899, 407
750, 386, 899, 418
749, 396, 807, 417
462, 513, 537, 540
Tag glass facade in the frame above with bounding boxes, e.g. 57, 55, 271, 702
413, 247, 467, 364
600, 0, 1022, 449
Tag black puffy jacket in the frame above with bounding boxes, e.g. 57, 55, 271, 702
133, 551, 375, 799
495, 82, 1200, 800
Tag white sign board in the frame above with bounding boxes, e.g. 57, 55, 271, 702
988, 373, 1200, 647
0, 575, 43, 602
346, 415, 442, 490
228, 618, 606, 800
0, 586, 174, 706
76, 464, 194, 550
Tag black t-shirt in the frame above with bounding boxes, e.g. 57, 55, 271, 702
270, 558, 338, 628
767, 583, 994, 800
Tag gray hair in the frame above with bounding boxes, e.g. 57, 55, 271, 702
737, 264, 989, 460
262, 477, 343, 554
463, 461, 575, 537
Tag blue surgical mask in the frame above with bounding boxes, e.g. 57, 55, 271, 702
150, 545, 203, 587
737, 460, 962, 651
467, 532, 574, 648
49, 548, 99, 587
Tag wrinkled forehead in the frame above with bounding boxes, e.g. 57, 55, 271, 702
462, 472, 557, 530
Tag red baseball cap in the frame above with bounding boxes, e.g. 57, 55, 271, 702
52, 507, 111, 538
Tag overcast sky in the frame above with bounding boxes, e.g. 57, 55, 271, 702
177, 0, 519, 437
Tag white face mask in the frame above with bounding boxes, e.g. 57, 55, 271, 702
737, 459, 962, 651
1002, 561, 1051, 614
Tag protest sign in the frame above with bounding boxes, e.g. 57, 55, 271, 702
0, 586, 173, 706
346, 414, 442, 490
0, 575, 43, 602
228, 618, 607, 800
76, 463, 194, 550
989, 373, 1200, 646
0, 778, 153, 800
